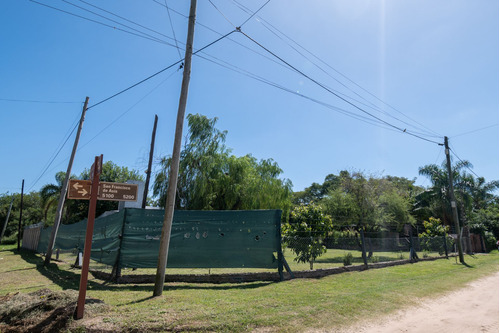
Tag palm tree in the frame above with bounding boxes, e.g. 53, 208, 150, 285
40, 171, 70, 223
416, 160, 474, 229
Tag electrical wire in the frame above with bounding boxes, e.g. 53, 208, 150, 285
231, 0, 442, 139
164, 0, 183, 59
238, 0, 271, 28
27, 120, 79, 191
449, 146, 480, 179
29, 0, 177, 48
194, 52, 404, 134
79, 69, 180, 152
87, 30, 235, 110
237, 30, 442, 145
77, 0, 177, 42
451, 124, 499, 138
208, 0, 236, 28
0, 98, 79, 104
60, 0, 172, 45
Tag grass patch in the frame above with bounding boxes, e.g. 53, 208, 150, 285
0, 243, 497, 332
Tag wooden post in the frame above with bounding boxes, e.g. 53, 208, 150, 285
153, 0, 197, 297
45, 97, 89, 265
443, 228, 449, 259
111, 211, 128, 282
444, 136, 464, 263
142, 114, 158, 209
0, 196, 14, 244
74, 155, 102, 320
360, 228, 368, 268
409, 226, 419, 261
17, 180, 24, 251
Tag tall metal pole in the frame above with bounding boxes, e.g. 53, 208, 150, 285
153, 0, 197, 297
444, 136, 464, 264
45, 97, 89, 265
17, 180, 24, 251
0, 196, 14, 244
142, 114, 158, 209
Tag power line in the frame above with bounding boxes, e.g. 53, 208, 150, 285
448, 146, 480, 179
237, 30, 442, 146
208, 0, 236, 28
194, 52, 404, 134
238, 0, 271, 28
28, 120, 79, 191
29, 0, 177, 48
230, 0, 442, 139
60, 0, 173, 45
87, 30, 235, 110
451, 124, 499, 138
0, 98, 79, 104
79, 69, 180, 152
76, 0, 177, 42
164, 0, 183, 59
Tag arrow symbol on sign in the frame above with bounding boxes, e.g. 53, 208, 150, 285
73, 182, 83, 190
78, 189, 88, 196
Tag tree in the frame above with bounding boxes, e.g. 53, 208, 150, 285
39, 171, 76, 223
153, 114, 292, 214
0, 192, 43, 243
293, 173, 342, 205
283, 204, 332, 270
418, 217, 452, 255
417, 160, 498, 230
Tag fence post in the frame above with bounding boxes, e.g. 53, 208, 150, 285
409, 226, 419, 261
111, 209, 128, 282
277, 214, 284, 281
442, 230, 449, 259
360, 228, 368, 268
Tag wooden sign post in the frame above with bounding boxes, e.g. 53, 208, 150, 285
73, 155, 138, 320
74, 155, 102, 320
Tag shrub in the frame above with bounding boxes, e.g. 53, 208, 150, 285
369, 256, 380, 263
343, 252, 353, 266
484, 231, 498, 252
283, 204, 333, 270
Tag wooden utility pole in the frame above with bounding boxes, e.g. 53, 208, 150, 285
444, 136, 464, 264
0, 196, 14, 244
153, 0, 197, 297
75, 155, 102, 320
17, 180, 24, 251
45, 97, 89, 265
142, 114, 158, 209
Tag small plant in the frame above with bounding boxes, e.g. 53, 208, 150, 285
398, 251, 404, 259
422, 251, 429, 258
369, 256, 380, 263
343, 252, 353, 266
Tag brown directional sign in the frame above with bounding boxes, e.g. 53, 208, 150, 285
67, 179, 138, 202
68, 180, 92, 200
98, 182, 138, 202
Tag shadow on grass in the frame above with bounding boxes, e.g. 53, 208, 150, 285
315, 255, 402, 264
15, 249, 273, 293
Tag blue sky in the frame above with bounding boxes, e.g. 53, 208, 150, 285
1, 0, 498, 195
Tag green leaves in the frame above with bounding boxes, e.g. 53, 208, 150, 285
153, 114, 292, 213
283, 204, 332, 269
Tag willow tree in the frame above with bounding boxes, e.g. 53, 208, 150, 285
153, 113, 292, 214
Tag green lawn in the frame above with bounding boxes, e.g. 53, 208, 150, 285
52, 246, 442, 276
0, 243, 497, 332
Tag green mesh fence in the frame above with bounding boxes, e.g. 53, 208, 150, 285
37, 209, 282, 269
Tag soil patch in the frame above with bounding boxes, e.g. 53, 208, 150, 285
0, 288, 105, 333
342, 272, 499, 333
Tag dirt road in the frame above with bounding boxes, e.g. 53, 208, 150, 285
344, 272, 499, 333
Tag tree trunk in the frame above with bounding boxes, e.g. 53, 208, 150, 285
309, 260, 313, 270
